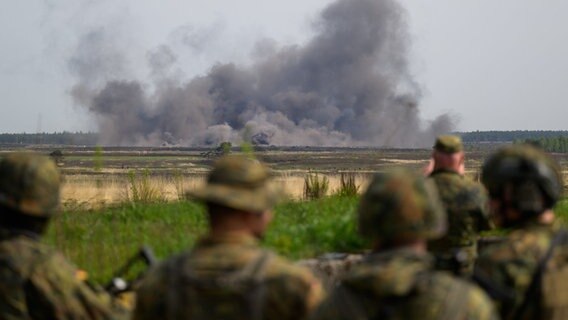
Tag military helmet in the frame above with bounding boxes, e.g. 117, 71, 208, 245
0, 152, 61, 217
186, 155, 280, 212
481, 144, 563, 214
358, 169, 447, 241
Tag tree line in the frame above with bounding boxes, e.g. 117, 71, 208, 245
2, 131, 568, 148
0, 132, 98, 146
459, 130, 568, 143
515, 136, 568, 153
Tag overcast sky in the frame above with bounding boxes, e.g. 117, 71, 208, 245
1, 0, 567, 133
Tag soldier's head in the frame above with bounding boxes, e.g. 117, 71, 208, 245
187, 155, 280, 239
358, 169, 447, 251
431, 135, 465, 174
0, 152, 61, 234
481, 144, 563, 227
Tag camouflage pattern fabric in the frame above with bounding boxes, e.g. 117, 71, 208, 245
311, 249, 498, 320
0, 228, 127, 319
0, 152, 61, 217
475, 221, 568, 319
428, 169, 492, 276
134, 233, 324, 320
358, 169, 447, 242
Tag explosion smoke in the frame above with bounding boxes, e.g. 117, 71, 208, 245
69, 0, 453, 147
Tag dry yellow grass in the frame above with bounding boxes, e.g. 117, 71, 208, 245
60, 172, 376, 208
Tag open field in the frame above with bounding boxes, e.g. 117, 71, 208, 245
11, 145, 568, 207
54, 147, 568, 207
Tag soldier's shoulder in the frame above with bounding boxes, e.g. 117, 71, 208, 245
431, 172, 484, 197
461, 278, 499, 319
141, 252, 185, 285
479, 228, 551, 264
426, 272, 497, 319
265, 251, 320, 283
0, 236, 60, 275
461, 177, 487, 196
264, 251, 324, 307
0, 234, 53, 255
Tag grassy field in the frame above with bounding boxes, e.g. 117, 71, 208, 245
45, 196, 364, 283
45, 196, 568, 284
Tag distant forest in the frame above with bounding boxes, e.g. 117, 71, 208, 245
0, 132, 98, 146
458, 130, 568, 143
2, 131, 568, 152
513, 136, 568, 153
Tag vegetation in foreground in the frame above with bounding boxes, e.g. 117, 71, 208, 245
46, 196, 363, 283
46, 196, 568, 284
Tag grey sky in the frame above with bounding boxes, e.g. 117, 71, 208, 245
1, 0, 567, 133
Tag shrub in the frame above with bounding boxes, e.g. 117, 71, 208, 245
172, 169, 186, 200
126, 169, 165, 203
334, 173, 360, 197
303, 172, 329, 200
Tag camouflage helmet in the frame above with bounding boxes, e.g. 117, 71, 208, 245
186, 155, 280, 212
481, 144, 563, 214
0, 152, 61, 217
358, 169, 447, 241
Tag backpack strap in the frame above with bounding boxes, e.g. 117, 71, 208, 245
512, 228, 568, 320
245, 250, 273, 320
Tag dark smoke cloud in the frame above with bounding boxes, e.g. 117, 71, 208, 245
69, 0, 454, 147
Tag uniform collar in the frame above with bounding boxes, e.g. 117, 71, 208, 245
197, 232, 259, 247
430, 168, 461, 177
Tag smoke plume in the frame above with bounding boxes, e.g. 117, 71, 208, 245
69, 0, 453, 147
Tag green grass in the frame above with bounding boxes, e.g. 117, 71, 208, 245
555, 198, 568, 223
45, 196, 365, 284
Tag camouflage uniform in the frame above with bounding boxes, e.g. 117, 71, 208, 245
475, 145, 568, 319
476, 221, 564, 319
428, 170, 492, 275
0, 152, 126, 319
0, 228, 125, 319
312, 250, 498, 320
428, 135, 492, 276
134, 155, 324, 320
312, 169, 498, 320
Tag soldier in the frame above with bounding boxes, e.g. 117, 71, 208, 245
311, 169, 498, 320
427, 135, 493, 276
475, 144, 568, 319
134, 155, 324, 320
0, 152, 127, 319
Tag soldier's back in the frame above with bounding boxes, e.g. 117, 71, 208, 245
476, 222, 568, 319
0, 229, 123, 319
428, 170, 491, 274
312, 249, 497, 320
134, 233, 323, 320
